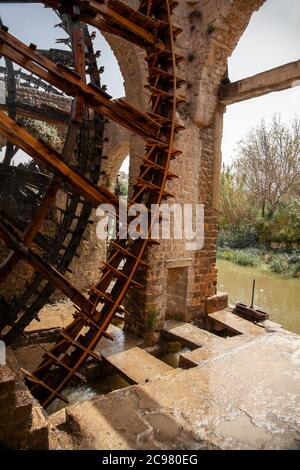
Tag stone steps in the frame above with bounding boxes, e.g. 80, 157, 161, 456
207, 310, 265, 337
102, 346, 173, 384
163, 320, 223, 349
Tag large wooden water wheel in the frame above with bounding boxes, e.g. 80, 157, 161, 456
0, 0, 185, 408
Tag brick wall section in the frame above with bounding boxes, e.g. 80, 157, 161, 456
166, 268, 188, 321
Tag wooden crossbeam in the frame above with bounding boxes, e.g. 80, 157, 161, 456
0, 111, 120, 209
84, 0, 158, 43
102, 262, 144, 289
59, 332, 102, 362
73, 305, 115, 340
21, 368, 69, 404
0, 27, 161, 142
40, 346, 87, 384
43, 0, 160, 50
110, 240, 148, 266
220, 59, 300, 105
0, 101, 69, 125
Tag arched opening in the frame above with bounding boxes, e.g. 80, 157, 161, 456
218, 0, 300, 333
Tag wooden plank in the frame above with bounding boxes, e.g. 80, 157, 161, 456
44, 0, 159, 49
208, 310, 265, 337
220, 60, 300, 105
0, 102, 69, 125
163, 320, 222, 349
102, 346, 173, 384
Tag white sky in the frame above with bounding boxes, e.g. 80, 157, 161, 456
0, 0, 299, 171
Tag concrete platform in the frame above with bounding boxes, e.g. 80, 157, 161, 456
58, 328, 300, 450
208, 310, 265, 337
179, 334, 254, 368
102, 346, 173, 385
163, 320, 223, 349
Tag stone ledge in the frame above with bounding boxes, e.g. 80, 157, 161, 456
206, 292, 228, 314
166, 258, 193, 269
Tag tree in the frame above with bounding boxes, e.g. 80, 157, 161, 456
218, 164, 259, 247
219, 164, 255, 227
234, 115, 300, 219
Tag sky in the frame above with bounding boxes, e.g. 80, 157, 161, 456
223, 0, 300, 164
0, 0, 299, 170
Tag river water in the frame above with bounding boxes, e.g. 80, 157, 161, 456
217, 259, 300, 334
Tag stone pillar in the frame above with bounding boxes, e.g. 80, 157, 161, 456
124, 0, 265, 338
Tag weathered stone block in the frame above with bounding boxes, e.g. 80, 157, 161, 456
206, 292, 228, 314
0, 365, 15, 393
14, 390, 32, 422
28, 406, 49, 450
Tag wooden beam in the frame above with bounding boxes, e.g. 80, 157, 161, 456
0, 27, 161, 142
219, 60, 300, 105
43, 0, 160, 50
0, 111, 119, 209
0, 102, 69, 125
0, 217, 99, 320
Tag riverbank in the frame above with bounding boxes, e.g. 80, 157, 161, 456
217, 247, 300, 278
217, 259, 300, 334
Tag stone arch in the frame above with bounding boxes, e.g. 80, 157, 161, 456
101, 119, 130, 192
175, 0, 266, 127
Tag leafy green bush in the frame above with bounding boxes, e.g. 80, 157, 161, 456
218, 224, 259, 249
269, 252, 300, 277
18, 117, 63, 151
269, 255, 290, 274
218, 248, 300, 278
218, 248, 261, 267
256, 197, 300, 245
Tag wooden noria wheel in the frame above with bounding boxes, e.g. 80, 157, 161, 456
0, 0, 185, 408
0, 10, 106, 342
